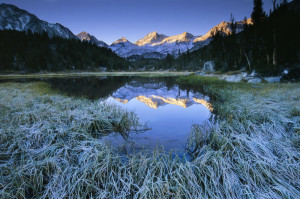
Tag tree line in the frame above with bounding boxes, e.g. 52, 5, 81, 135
0, 30, 129, 73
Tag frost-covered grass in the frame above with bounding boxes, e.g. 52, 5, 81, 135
1, 79, 300, 198
179, 75, 300, 197
0, 71, 191, 79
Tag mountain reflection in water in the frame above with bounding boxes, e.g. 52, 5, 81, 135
4, 76, 213, 155
111, 82, 213, 111
97, 77, 213, 155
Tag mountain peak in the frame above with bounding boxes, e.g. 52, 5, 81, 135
113, 37, 130, 44
150, 31, 158, 35
134, 31, 168, 46
180, 32, 194, 38
77, 31, 90, 38
154, 32, 195, 45
77, 31, 89, 35
193, 21, 231, 43
77, 31, 108, 47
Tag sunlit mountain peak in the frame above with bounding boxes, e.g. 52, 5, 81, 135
193, 19, 252, 43
134, 31, 168, 46
152, 31, 196, 46
112, 37, 131, 44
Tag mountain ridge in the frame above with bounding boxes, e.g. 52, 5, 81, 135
0, 3, 77, 40
107, 19, 252, 59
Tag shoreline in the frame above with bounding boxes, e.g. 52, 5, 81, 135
0, 71, 192, 79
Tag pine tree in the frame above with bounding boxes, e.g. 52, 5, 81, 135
272, 0, 278, 11
251, 0, 266, 25
230, 13, 236, 35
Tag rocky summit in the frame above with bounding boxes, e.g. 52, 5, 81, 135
77, 31, 108, 47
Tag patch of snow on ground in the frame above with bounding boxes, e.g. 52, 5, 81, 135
264, 77, 281, 83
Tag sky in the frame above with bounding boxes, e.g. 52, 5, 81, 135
0, 0, 275, 44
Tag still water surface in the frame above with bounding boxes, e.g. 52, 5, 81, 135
2, 76, 213, 155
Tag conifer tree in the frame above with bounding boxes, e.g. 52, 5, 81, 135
230, 13, 236, 35
251, 0, 266, 25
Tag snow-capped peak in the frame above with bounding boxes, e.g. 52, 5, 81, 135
152, 32, 196, 46
112, 37, 131, 45
134, 31, 168, 46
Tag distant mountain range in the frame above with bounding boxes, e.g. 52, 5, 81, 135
81, 18, 251, 60
0, 3, 252, 59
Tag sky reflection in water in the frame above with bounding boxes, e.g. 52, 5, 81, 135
1, 76, 212, 155
97, 77, 212, 154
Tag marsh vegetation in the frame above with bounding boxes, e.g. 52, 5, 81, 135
0, 76, 299, 198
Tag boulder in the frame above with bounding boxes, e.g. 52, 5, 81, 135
202, 61, 215, 74
249, 70, 256, 77
225, 74, 243, 82
247, 78, 262, 84
241, 72, 248, 78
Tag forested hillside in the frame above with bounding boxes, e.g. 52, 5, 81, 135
133, 0, 300, 75
0, 30, 129, 72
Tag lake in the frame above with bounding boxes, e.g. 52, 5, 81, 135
1, 76, 213, 155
